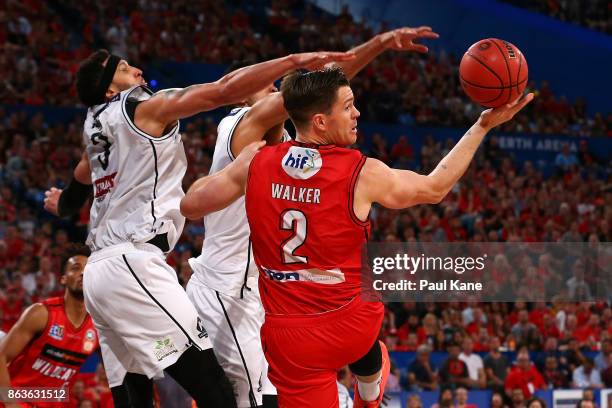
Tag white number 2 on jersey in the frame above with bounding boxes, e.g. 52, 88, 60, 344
280, 210, 308, 264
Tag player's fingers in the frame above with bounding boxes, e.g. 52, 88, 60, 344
395, 33, 403, 48
418, 31, 440, 39
512, 92, 534, 112
251, 140, 267, 150
324, 51, 355, 61
411, 44, 429, 53
415, 26, 433, 32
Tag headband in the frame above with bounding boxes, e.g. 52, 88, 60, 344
95, 54, 121, 104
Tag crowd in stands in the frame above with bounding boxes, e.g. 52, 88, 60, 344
1, 100, 610, 405
501, 0, 611, 34
1, 0, 610, 136
0, 1, 611, 406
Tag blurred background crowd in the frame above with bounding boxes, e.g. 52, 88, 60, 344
0, 0, 610, 407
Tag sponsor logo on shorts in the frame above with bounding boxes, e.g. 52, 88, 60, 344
153, 338, 178, 362
281, 147, 322, 180
196, 317, 208, 339
262, 267, 345, 284
49, 324, 64, 341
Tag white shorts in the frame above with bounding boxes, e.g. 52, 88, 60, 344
83, 242, 212, 387
186, 276, 276, 407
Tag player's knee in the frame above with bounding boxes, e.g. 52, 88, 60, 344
349, 340, 382, 377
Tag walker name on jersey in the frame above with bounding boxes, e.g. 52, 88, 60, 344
262, 267, 345, 284
31, 358, 77, 381
94, 172, 117, 199
271, 183, 320, 204
281, 147, 322, 179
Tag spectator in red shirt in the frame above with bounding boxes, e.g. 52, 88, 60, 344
505, 350, 546, 399
390, 135, 414, 168
574, 314, 601, 349
542, 355, 569, 388
0, 286, 24, 332
439, 342, 471, 389
540, 313, 561, 339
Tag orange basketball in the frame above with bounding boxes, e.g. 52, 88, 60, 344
459, 38, 528, 108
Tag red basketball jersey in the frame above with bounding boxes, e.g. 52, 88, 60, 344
9, 297, 98, 393
245, 141, 371, 315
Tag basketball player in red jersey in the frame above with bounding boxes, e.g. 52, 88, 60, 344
0, 244, 97, 407
181, 69, 534, 407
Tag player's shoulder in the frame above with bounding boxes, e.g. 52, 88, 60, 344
40, 297, 63, 308
19, 303, 50, 331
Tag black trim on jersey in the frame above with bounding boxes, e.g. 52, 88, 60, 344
148, 140, 159, 230
347, 154, 370, 227
215, 291, 258, 408
121, 86, 178, 142
122, 255, 202, 351
240, 239, 253, 299
225, 107, 249, 161
278, 209, 308, 265
92, 100, 112, 120
41, 344, 88, 367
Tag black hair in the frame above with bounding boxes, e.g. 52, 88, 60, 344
75, 49, 111, 106
60, 243, 91, 275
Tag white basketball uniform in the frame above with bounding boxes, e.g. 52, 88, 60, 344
82, 85, 211, 387
187, 107, 283, 407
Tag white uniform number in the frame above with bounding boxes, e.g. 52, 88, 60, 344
280, 210, 308, 264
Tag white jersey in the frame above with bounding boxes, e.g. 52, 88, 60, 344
189, 107, 290, 297
83, 85, 186, 252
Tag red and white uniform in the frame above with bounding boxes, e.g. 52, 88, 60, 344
8, 297, 98, 406
245, 141, 384, 407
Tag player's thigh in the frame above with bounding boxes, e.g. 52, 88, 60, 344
188, 282, 268, 406
85, 252, 210, 376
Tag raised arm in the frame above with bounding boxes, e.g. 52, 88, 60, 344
230, 92, 288, 156
336, 26, 439, 80
0, 304, 48, 388
180, 141, 265, 219
354, 94, 534, 219
230, 27, 439, 156
137, 52, 355, 127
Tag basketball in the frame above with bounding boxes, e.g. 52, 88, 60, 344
459, 38, 528, 108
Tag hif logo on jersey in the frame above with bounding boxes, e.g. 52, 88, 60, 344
49, 324, 64, 341
281, 147, 322, 180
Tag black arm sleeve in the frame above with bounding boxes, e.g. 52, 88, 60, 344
57, 178, 92, 217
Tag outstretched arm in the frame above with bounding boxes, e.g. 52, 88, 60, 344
354, 94, 534, 218
137, 51, 355, 127
180, 141, 265, 219
336, 26, 439, 80
230, 26, 439, 156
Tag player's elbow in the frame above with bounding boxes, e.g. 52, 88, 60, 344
179, 196, 204, 220
428, 189, 447, 204
212, 77, 244, 106
424, 177, 448, 204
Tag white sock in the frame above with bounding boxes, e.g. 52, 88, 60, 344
357, 373, 382, 402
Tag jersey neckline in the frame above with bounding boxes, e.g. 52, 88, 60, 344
289, 140, 336, 150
